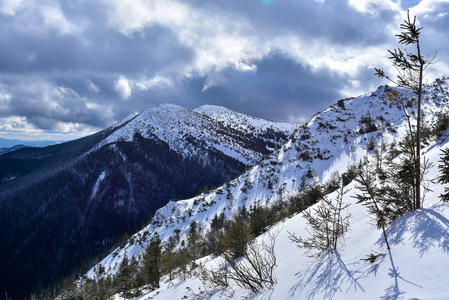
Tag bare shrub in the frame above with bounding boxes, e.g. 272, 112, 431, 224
289, 184, 351, 256
200, 231, 278, 295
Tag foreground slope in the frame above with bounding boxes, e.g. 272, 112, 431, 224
142, 135, 449, 299
92, 78, 449, 299
0, 104, 295, 299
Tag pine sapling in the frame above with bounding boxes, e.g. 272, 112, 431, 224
289, 183, 351, 255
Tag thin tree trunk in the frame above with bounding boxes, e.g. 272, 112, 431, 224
416, 37, 423, 210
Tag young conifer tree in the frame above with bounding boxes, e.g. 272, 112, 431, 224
141, 235, 162, 289
288, 183, 351, 255
188, 221, 200, 268
438, 148, 449, 202
375, 10, 436, 209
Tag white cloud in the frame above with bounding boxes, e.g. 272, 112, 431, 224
2, 0, 81, 34
102, 0, 190, 35
100, 0, 404, 94
85, 79, 100, 94
201, 70, 228, 92
115, 76, 132, 99
1, 0, 448, 141
0, 92, 11, 103
40, 2, 80, 34
135, 76, 173, 91
348, 0, 400, 15
235, 62, 257, 73
0, 0, 24, 16
102, 0, 260, 80
115, 75, 174, 98
411, 0, 449, 18
0, 115, 99, 140
0, 116, 32, 131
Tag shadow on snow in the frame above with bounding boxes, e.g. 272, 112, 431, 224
376, 208, 449, 299
380, 208, 449, 256
288, 250, 365, 300
286, 207, 449, 300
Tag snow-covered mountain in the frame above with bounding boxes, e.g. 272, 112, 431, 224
194, 104, 297, 140
141, 139, 449, 299
0, 104, 296, 299
88, 78, 449, 299
95, 103, 297, 165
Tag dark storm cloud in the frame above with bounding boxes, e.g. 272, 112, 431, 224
180, 53, 345, 123
0, 0, 447, 140
199, 0, 397, 47
0, 0, 192, 133
117, 52, 382, 124
0, 78, 113, 129
0, 12, 191, 75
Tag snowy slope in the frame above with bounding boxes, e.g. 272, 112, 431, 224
0, 102, 300, 299
140, 136, 449, 299
195, 104, 298, 144
88, 78, 449, 299
95, 103, 297, 165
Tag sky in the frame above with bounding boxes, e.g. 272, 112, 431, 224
0, 0, 448, 141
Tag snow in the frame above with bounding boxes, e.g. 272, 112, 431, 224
194, 104, 298, 133
88, 78, 449, 299
137, 137, 449, 299
91, 104, 297, 166
90, 171, 106, 200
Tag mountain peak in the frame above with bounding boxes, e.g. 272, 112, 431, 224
156, 103, 188, 110
96, 103, 297, 165
194, 104, 234, 114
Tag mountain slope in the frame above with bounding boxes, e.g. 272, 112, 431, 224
90, 77, 449, 299
95, 103, 297, 165
142, 137, 449, 299
194, 104, 297, 149
0, 144, 28, 155
0, 104, 296, 299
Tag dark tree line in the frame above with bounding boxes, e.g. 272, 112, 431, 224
0, 134, 246, 300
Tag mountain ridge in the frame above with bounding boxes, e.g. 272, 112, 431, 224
94, 103, 298, 165
0, 103, 296, 299
87, 77, 449, 298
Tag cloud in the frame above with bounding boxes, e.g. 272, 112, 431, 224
0, 0, 24, 16
0, 115, 98, 141
85, 79, 100, 94
0, 79, 115, 129
0, 89, 11, 104
114, 75, 174, 99
348, 0, 400, 15
115, 77, 132, 99
0, 0, 448, 140
0, 0, 81, 34
134, 76, 173, 91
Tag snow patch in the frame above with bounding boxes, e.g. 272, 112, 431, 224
90, 171, 106, 200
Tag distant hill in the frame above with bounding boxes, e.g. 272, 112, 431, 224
0, 138, 60, 148
0, 144, 28, 155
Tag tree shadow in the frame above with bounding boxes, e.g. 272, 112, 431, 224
288, 250, 365, 300
379, 209, 449, 256
376, 208, 447, 300
380, 249, 422, 300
